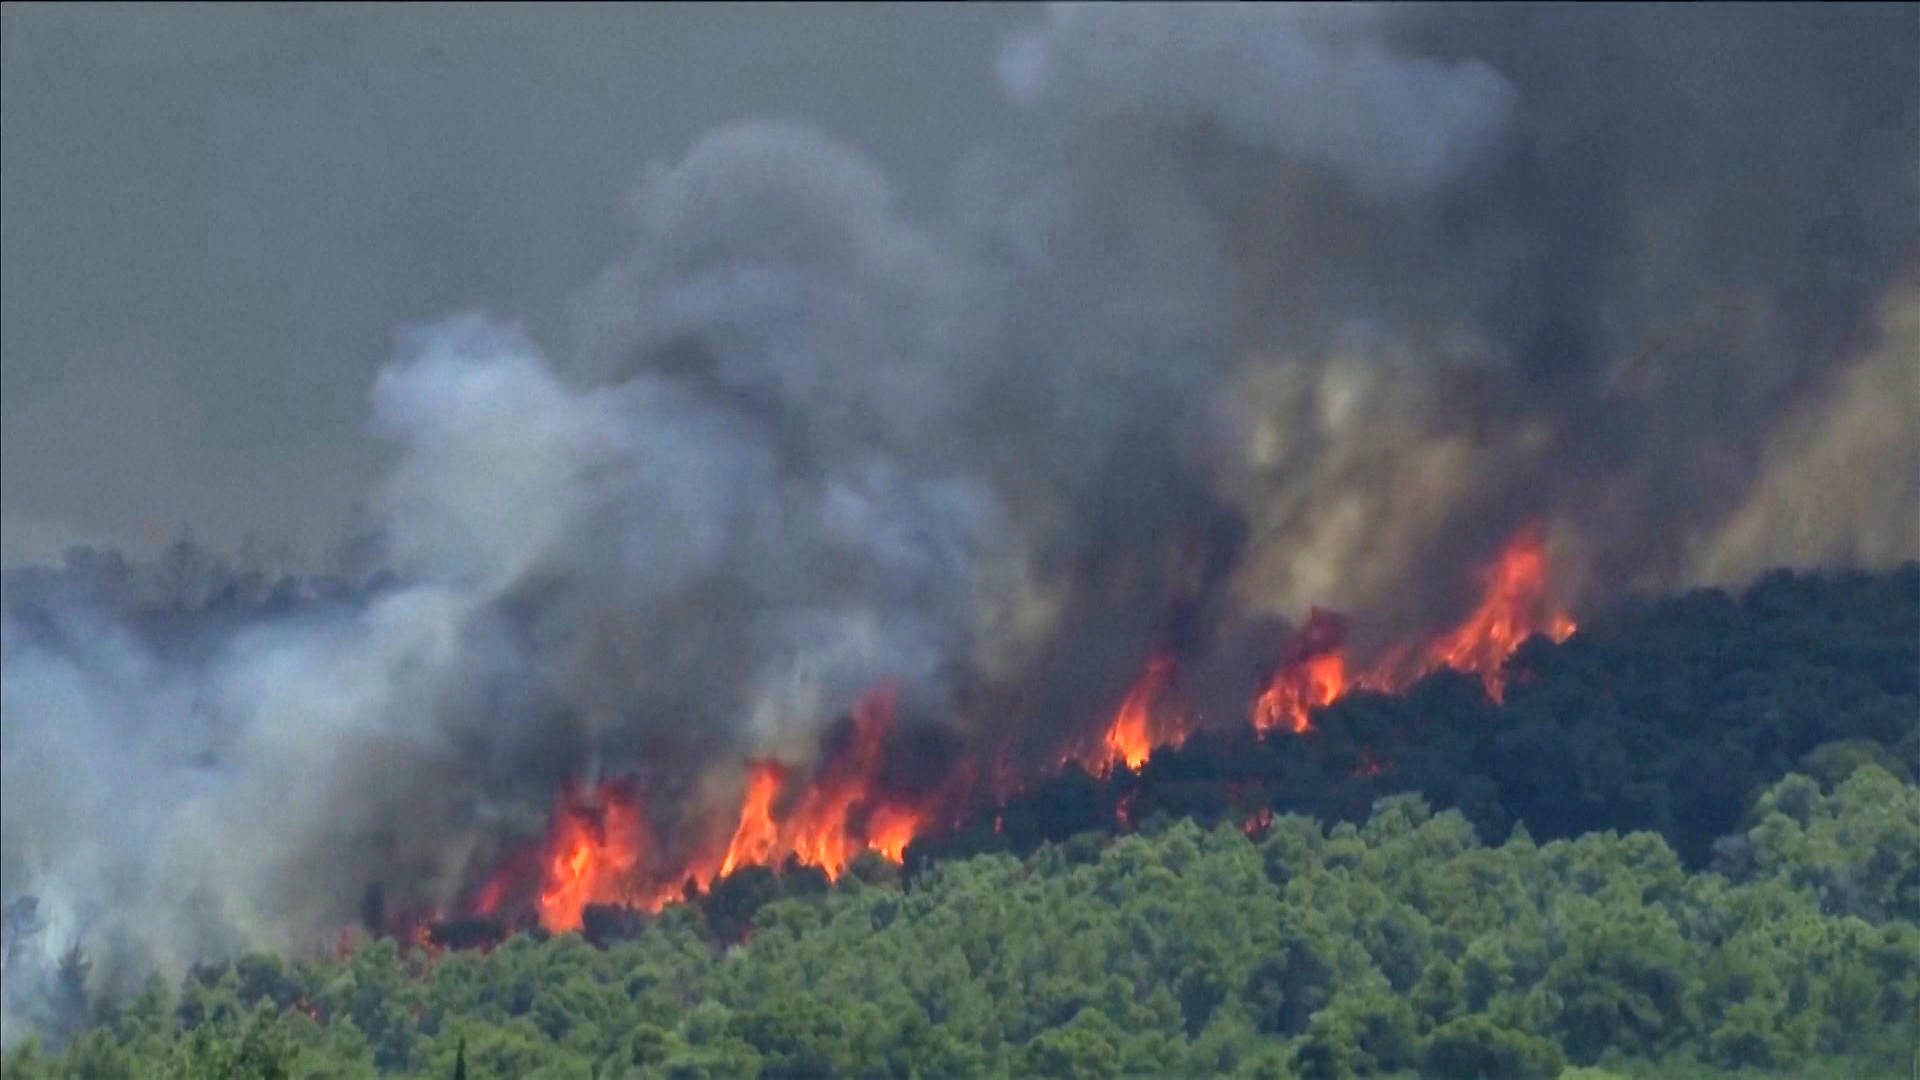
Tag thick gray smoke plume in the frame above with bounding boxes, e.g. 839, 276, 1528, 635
4, 2, 1915, 1043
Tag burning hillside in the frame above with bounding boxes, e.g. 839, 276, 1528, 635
4, 3, 1914, 1046
437, 522, 1573, 936
1253, 521, 1576, 734
465, 685, 953, 933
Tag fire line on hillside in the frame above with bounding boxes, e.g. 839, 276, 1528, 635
430, 522, 1575, 939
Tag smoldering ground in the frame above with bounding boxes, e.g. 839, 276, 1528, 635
3, 2, 1915, 1045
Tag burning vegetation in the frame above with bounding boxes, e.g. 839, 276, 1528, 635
443, 522, 1574, 937
456, 684, 955, 934
4, 3, 1914, 1055
1252, 521, 1576, 734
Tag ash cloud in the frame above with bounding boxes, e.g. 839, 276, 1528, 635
5, 2, 1916, 1044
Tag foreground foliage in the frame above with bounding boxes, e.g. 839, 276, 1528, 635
8, 764, 1916, 1079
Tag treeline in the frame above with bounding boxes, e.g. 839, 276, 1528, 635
4, 537, 385, 619
918, 564, 1920, 873
0, 539, 391, 674
6, 764, 1916, 1078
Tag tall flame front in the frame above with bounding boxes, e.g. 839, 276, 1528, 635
465, 522, 1577, 934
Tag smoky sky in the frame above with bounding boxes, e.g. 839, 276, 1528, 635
1, 3, 1035, 568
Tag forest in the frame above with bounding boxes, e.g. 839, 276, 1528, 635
2, 563, 1916, 1078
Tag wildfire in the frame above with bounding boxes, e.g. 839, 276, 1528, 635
866, 801, 931, 863
1413, 521, 1578, 701
780, 687, 904, 877
480, 686, 941, 933
1075, 653, 1180, 776
531, 779, 652, 932
1251, 608, 1352, 734
1251, 521, 1576, 733
1241, 807, 1274, 838
446, 522, 1578, 942
717, 763, 786, 878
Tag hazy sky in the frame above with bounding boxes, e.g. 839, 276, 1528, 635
1, 3, 1033, 568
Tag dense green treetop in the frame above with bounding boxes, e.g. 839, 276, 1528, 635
8, 764, 1915, 1079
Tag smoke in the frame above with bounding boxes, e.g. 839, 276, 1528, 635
1690, 288, 1920, 584
996, 3, 1512, 198
1194, 1, 1920, 641
4, 1, 1915, 1044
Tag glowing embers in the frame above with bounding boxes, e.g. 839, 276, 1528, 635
1241, 807, 1274, 838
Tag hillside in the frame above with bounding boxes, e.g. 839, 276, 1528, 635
920, 564, 1919, 873
5, 767, 1916, 1078
3, 564, 1916, 1079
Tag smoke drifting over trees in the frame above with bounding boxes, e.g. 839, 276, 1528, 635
3, 2, 1915, 1045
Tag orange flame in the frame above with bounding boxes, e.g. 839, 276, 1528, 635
1252, 522, 1577, 734
784, 687, 897, 876
500, 685, 940, 933
1414, 521, 1576, 701
533, 779, 648, 932
1078, 653, 1179, 775
1251, 608, 1351, 734
1241, 807, 1274, 838
866, 801, 930, 863
453, 525, 1578, 939
718, 762, 787, 878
